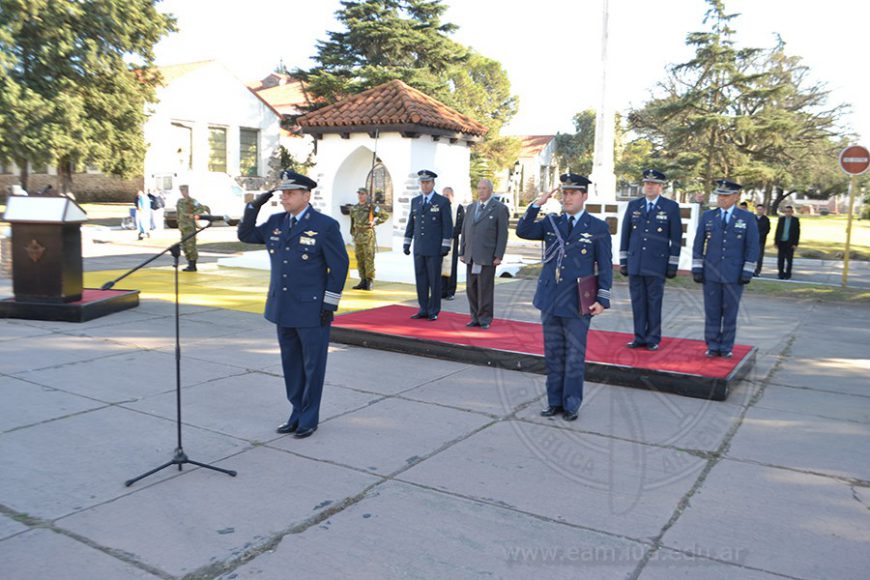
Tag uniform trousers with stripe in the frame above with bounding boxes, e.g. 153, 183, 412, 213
277, 324, 331, 430
542, 313, 591, 413
702, 281, 743, 353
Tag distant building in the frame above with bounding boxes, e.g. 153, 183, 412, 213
500, 135, 558, 207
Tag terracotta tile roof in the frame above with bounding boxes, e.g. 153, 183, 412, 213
298, 79, 488, 136
155, 60, 216, 84
518, 135, 556, 157
252, 81, 312, 115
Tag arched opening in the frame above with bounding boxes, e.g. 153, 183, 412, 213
364, 161, 394, 211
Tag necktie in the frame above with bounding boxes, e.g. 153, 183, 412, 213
569, 216, 576, 229
289, 215, 297, 232
647, 202, 653, 215
721, 210, 728, 228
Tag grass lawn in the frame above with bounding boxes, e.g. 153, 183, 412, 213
515, 263, 870, 305
783, 215, 870, 261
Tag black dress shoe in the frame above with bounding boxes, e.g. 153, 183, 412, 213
294, 426, 317, 439
646, 343, 660, 352
428, 315, 438, 321
705, 349, 719, 358
275, 420, 298, 434
410, 312, 426, 319
479, 323, 490, 329
722, 351, 734, 359
540, 406, 563, 417
563, 410, 579, 421
466, 320, 480, 327
626, 340, 645, 349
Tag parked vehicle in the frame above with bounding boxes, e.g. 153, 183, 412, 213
492, 194, 516, 217
540, 197, 562, 214
153, 172, 248, 228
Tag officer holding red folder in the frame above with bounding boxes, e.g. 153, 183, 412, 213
516, 173, 612, 421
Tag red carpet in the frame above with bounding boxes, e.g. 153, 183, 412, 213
334, 304, 752, 380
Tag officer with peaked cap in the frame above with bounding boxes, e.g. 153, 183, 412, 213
403, 169, 453, 321
238, 170, 349, 438
692, 179, 759, 358
516, 173, 613, 421
619, 169, 683, 351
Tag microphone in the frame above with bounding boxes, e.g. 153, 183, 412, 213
196, 214, 230, 222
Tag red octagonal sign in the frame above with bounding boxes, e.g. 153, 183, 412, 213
839, 145, 870, 175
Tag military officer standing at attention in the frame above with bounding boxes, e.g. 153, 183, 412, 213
238, 170, 349, 439
403, 169, 453, 321
692, 179, 759, 358
517, 173, 613, 421
619, 169, 682, 351
349, 186, 390, 291
177, 184, 210, 272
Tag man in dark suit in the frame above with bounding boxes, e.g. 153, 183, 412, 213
404, 169, 453, 320
692, 180, 759, 358
754, 204, 771, 276
238, 170, 349, 439
618, 169, 682, 351
460, 178, 509, 329
774, 205, 800, 279
441, 186, 464, 300
516, 173, 613, 422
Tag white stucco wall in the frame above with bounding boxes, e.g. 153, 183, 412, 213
307, 132, 473, 251
143, 62, 281, 185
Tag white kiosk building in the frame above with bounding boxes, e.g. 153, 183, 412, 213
296, 79, 488, 252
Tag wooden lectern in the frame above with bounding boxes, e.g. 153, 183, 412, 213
4, 195, 87, 303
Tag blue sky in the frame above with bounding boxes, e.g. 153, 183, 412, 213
155, 0, 870, 143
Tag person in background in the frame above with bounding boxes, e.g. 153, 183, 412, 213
774, 205, 800, 280
176, 184, 209, 271
349, 186, 390, 290
754, 204, 771, 276
441, 186, 464, 300
135, 189, 151, 241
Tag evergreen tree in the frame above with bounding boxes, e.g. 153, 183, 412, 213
298, 0, 519, 185
0, 0, 175, 192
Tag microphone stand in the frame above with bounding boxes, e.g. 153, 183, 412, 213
102, 221, 238, 486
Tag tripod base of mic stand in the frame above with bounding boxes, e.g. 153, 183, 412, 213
125, 447, 237, 487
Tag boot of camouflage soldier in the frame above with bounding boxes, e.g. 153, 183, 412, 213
352, 280, 366, 289
182, 260, 197, 272
364, 279, 374, 291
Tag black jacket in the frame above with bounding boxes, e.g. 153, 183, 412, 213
774, 215, 800, 247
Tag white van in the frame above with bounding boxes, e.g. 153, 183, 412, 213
153, 172, 248, 228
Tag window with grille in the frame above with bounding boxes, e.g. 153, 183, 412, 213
240, 128, 259, 177
208, 127, 227, 172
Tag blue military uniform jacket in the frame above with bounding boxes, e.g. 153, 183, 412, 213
238, 204, 349, 327
403, 192, 453, 256
517, 206, 613, 317
692, 207, 759, 283
619, 196, 682, 277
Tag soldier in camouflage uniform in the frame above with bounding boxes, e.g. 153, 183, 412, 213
349, 187, 390, 290
176, 184, 210, 272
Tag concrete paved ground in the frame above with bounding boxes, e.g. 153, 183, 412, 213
1, 268, 868, 580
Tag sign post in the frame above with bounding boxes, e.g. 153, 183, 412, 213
838, 145, 870, 287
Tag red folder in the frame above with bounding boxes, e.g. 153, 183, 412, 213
578, 275, 598, 314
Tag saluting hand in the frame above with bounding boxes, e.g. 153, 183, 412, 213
535, 187, 559, 207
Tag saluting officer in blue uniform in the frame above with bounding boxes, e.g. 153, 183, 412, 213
238, 170, 349, 439
619, 169, 682, 351
403, 169, 453, 321
692, 179, 759, 358
517, 173, 613, 421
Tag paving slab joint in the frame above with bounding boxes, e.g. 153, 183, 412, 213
626, 332, 798, 580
